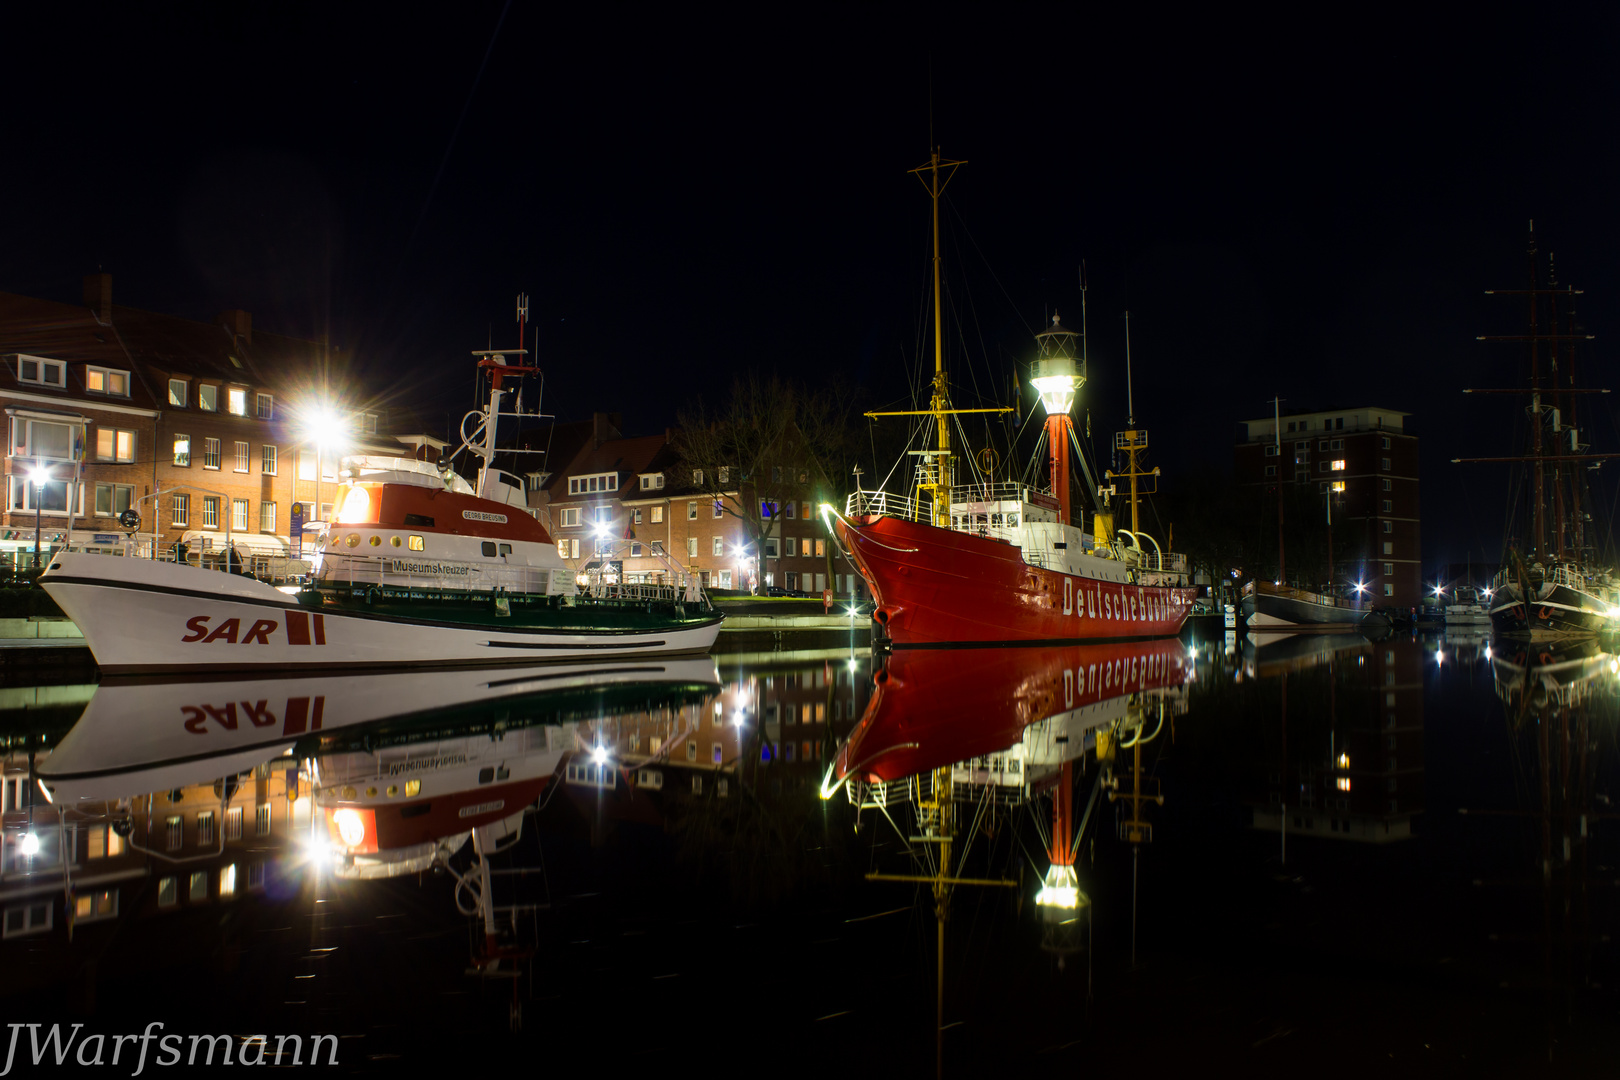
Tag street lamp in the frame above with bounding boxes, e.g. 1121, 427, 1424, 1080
299, 405, 347, 526
29, 464, 51, 568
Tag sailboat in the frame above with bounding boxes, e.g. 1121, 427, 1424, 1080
1242, 399, 1393, 634
1459, 225, 1620, 641
828, 150, 1196, 648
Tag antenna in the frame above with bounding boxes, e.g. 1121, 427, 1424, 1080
1079, 262, 1088, 364
1124, 310, 1135, 426
516, 292, 529, 353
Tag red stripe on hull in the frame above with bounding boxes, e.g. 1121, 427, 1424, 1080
835, 515, 1195, 645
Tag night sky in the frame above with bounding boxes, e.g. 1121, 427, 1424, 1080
7, 6, 1620, 576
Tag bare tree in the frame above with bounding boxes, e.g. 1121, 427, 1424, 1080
676, 376, 854, 593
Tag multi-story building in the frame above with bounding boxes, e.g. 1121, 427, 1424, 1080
1234, 405, 1420, 606
521, 414, 863, 597
0, 275, 435, 568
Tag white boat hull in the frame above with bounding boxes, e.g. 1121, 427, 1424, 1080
41, 552, 723, 673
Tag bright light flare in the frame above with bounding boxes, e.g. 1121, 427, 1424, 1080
18, 832, 39, 857
332, 808, 366, 847
28, 465, 50, 488
1354, 581, 1367, 593
1035, 864, 1086, 909
591, 745, 608, 766
335, 485, 372, 524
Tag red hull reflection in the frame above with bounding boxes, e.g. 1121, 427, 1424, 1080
831, 638, 1192, 787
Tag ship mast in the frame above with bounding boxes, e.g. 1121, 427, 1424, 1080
1104, 313, 1158, 537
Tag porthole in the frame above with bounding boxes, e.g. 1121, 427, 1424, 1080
368, 536, 381, 547
365, 786, 377, 797
390, 536, 402, 548
404, 779, 421, 797
386, 785, 398, 797
342, 786, 356, 800
345, 534, 360, 548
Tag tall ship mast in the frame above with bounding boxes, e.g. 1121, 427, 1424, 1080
829, 150, 1195, 648
1459, 224, 1620, 640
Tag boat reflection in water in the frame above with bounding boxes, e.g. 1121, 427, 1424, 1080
823, 638, 1192, 1072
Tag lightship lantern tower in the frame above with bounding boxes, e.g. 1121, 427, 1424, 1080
1030, 314, 1085, 524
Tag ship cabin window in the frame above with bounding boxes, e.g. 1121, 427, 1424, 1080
481, 541, 497, 557
408, 535, 424, 551
1007, 512, 1019, 527
499, 543, 512, 556
478, 767, 494, 784
403, 513, 433, 527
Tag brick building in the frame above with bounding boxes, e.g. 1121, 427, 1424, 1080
1234, 405, 1420, 606
0, 275, 434, 568
519, 414, 863, 597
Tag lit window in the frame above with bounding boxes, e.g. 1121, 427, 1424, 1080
219, 864, 237, 898
172, 434, 190, 466
188, 871, 207, 902
408, 535, 424, 551
1336, 777, 1352, 792
1330, 481, 1345, 492
693, 469, 704, 485
815, 539, 826, 556
718, 467, 730, 483
96, 428, 136, 462
199, 385, 218, 412
1330, 459, 1345, 471
713, 536, 724, 556
260, 501, 276, 532
256, 803, 272, 837
688, 501, 697, 520
1384, 584, 1394, 597
686, 537, 697, 557
85, 366, 130, 395
197, 810, 216, 844
158, 877, 177, 907
166, 815, 183, 850
651, 506, 663, 524
232, 499, 249, 531
256, 393, 273, 419
168, 378, 187, 407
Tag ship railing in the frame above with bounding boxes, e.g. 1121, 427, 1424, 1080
845, 490, 920, 521
949, 481, 1035, 506
593, 582, 681, 604
317, 552, 557, 596
1545, 563, 1602, 596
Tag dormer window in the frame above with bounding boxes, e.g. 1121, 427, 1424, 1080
638, 472, 665, 491
85, 366, 129, 396
717, 466, 729, 484
569, 472, 618, 495
15, 354, 66, 389
168, 379, 187, 407
256, 393, 273, 420
692, 469, 704, 486
227, 388, 248, 416
199, 385, 218, 412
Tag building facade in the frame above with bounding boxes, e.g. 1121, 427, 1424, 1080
1234, 405, 1420, 606
0, 275, 432, 569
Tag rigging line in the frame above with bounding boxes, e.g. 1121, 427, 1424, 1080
943, 192, 1035, 336
402, 0, 511, 261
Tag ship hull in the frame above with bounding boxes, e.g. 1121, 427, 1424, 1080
833, 514, 1195, 647
41, 552, 723, 673
1488, 581, 1607, 641
1240, 590, 1392, 633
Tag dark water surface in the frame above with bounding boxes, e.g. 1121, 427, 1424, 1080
0, 631, 1613, 1075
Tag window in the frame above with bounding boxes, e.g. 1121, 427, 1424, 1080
1330, 480, 1345, 492
189, 871, 207, 902
481, 541, 497, 557
168, 378, 187, 407
85, 366, 129, 395
718, 467, 730, 483
1285, 421, 1296, 433
786, 501, 796, 518
260, 501, 276, 532
202, 496, 219, 529
232, 499, 249, 531
256, 393, 273, 420
172, 433, 191, 466
256, 803, 271, 837
93, 428, 134, 463
15, 354, 66, 388
1383, 478, 1393, 491
1264, 444, 1278, 457
224, 806, 243, 841
631, 542, 642, 556
1264, 465, 1277, 477
158, 876, 178, 907
1384, 584, 1394, 597
197, 811, 216, 845
1318, 439, 1328, 451
1383, 562, 1394, 575
1382, 541, 1393, 555
1331, 439, 1343, 450
297, 450, 316, 481
3, 902, 51, 938
569, 472, 618, 495
1330, 459, 1345, 471
651, 540, 664, 554
262, 445, 277, 474
199, 385, 218, 412
687, 501, 697, 520
13, 417, 74, 459
1381, 457, 1391, 471
815, 539, 826, 557
765, 537, 779, 558
1382, 499, 1393, 512
94, 483, 134, 517
771, 466, 782, 482
692, 469, 704, 485
686, 537, 698, 557
633, 509, 642, 525
166, 815, 183, 851
713, 500, 724, 519
593, 505, 610, 525
203, 437, 221, 470
248, 862, 266, 889
1382, 520, 1392, 534
1317, 461, 1327, 473
651, 506, 663, 524
785, 537, 797, 556
233, 441, 249, 472
219, 864, 237, 898
171, 494, 189, 527
1381, 436, 1391, 449
718, 569, 732, 588
638, 473, 664, 490
713, 536, 724, 556
560, 507, 580, 527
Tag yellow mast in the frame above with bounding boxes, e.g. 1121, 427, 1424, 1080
1104, 311, 1158, 535
865, 149, 1010, 524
